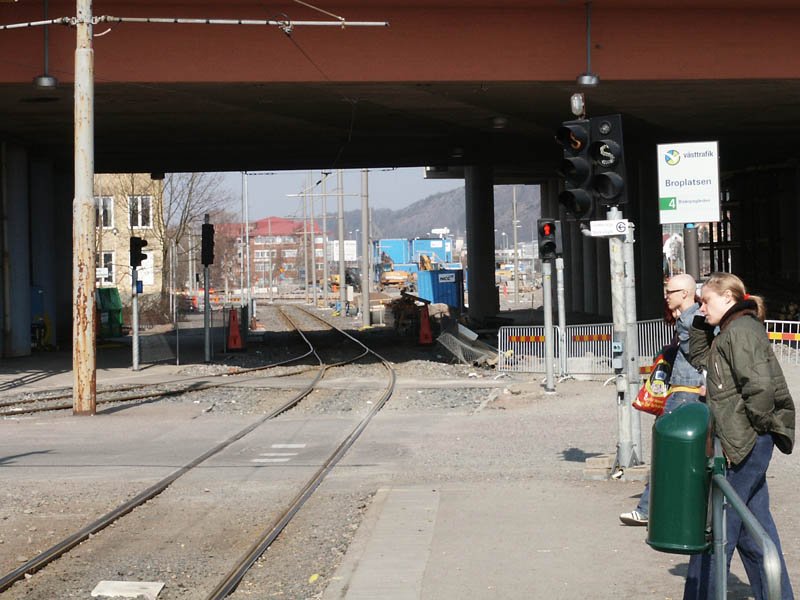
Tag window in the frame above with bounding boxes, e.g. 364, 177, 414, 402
95, 196, 113, 229
129, 195, 152, 228
95, 251, 114, 284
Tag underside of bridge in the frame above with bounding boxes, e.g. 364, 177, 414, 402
1, 0, 800, 355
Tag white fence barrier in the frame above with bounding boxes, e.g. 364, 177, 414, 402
766, 320, 800, 366
499, 318, 799, 376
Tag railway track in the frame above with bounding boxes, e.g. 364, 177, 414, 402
0, 305, 396, 599
0, 305, 320, 417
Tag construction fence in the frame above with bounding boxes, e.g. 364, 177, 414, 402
498, 319, 800, 376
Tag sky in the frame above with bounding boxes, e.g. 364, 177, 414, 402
218, 167, 463, 222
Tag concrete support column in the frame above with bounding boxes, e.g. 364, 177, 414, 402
53, 163, 74, 346
30, 157, 59, 348
0, 143, 32, 357
464, 164, 496, 325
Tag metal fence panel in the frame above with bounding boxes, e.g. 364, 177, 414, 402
766, 319, 800, 366
497, 326, 553, 373
499, 318, 798, 376
564, 323, 614, 375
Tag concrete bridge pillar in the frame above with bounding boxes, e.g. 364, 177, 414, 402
464, 164, 496, 325
0, 143, 32, 357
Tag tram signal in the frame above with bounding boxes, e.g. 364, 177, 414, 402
537, 218, 562, 259
556, 118, 594, 221
201, 223, 215, 266
589, 114, 627, 206
129, 236, 148, 268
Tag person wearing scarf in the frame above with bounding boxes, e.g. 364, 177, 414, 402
684, 272, 795, 600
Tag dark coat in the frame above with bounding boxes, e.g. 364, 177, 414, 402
689, 301, 795, 465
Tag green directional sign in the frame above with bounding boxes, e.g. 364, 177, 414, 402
659, 197, 677, 210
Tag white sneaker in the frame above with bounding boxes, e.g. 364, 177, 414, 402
619, 510, 648, 526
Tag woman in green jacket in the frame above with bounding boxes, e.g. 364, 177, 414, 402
684, 272, 795, 600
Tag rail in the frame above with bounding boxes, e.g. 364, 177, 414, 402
710, 437, 783, 600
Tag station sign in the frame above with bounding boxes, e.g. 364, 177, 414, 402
657, 141, 720, 224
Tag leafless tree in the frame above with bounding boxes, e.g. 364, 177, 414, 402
156, 173, 232, 293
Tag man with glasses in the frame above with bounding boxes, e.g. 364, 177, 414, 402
619, 273, 705, 526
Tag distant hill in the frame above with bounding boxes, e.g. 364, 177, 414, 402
339, 184, 541, 246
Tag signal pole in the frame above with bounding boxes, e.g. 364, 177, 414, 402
132, 266, 140, 371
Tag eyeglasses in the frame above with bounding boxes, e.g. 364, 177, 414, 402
664, 289, 684, 295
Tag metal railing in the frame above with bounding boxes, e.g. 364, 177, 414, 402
710, 439, 783, 600
499, 319, 798, 376
498, 319, 674, 376
765, 319, 800, 366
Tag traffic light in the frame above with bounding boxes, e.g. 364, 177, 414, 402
556, 118, 594, 220
589, 114, 627, 206
201, 223, 215, 266
129, 236, 148, 268
537, 219, 562, 259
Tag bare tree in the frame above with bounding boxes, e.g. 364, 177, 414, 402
155, 173, 232, 293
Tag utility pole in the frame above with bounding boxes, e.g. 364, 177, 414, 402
337, 169, 346, 310
360, 168, 370, 327
321, 172, 330, 307
309, 171, 318, 308
243, 172, 252, 319
73, 0, 96, 415
303, 181, 310, 304
512, 185, 520, 305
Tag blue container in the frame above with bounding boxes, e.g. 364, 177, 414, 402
417, 269, 463, 312
374, 239, 410, 265
412, 237, 452, 263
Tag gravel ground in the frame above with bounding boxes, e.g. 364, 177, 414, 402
0, 303, 516, 599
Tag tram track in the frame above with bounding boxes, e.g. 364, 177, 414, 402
0, 304, 397, 598
0, 305, 322, 417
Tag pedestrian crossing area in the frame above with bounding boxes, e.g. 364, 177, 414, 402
251, 443, 307, 464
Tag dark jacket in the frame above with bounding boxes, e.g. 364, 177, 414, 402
689, 300, 795, 465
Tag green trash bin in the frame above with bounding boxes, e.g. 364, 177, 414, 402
647, 402, 711, 554
96, 288, 124, 338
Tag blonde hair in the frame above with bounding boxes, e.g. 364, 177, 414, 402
703, 272, 766, 321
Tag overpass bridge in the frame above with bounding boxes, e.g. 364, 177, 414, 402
1, 0, 799, 368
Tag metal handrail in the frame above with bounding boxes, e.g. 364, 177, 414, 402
711, 473, 783, 600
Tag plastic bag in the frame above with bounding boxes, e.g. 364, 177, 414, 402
633, 342, 679, 416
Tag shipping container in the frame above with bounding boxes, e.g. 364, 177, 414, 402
417, 269, 464, 312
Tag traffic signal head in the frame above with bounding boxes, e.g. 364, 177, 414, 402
201, 223, 215, 266
556, 119, 594, 221
537, 218, 562, 259
589, 114, 627, 206
129, 236, 148, 268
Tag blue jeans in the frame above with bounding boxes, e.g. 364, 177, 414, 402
636, 390, 700, 516
683, 434, 794, 600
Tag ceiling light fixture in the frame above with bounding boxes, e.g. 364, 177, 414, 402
576, 1, 599, 87
33, 0, 58, 90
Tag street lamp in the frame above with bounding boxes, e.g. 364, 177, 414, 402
501, 231, 508, 250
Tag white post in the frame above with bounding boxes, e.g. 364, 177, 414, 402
337, 170, 346, 309
131, 267, 139, 371
73, 0, 97, 414
360, 168, 370, 327
542, 259, 555, 392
